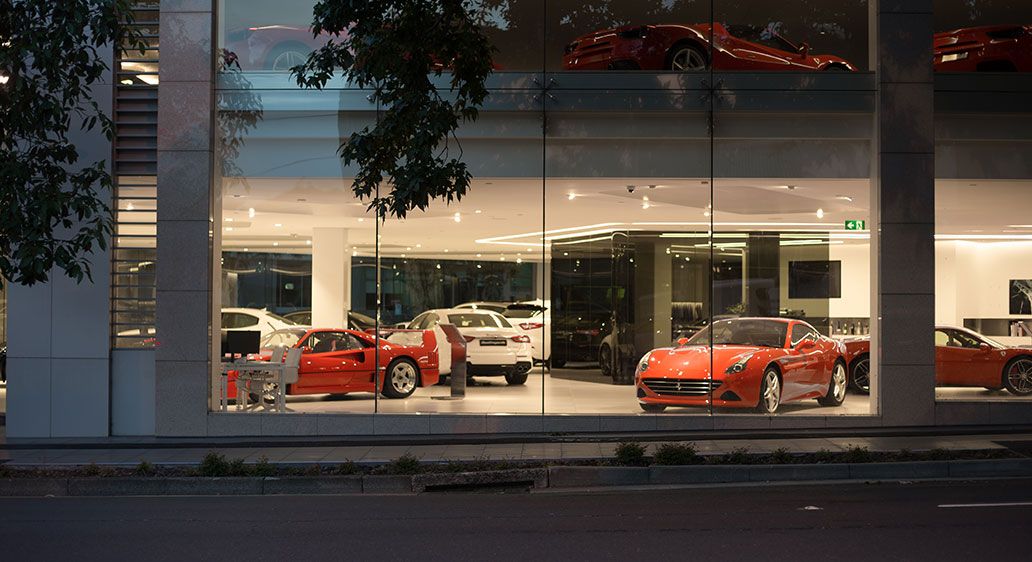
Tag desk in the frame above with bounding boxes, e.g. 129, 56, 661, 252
219, 359, 288, 413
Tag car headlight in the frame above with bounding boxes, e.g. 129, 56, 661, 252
725, 354, 753, 375
637, 352, 653, 374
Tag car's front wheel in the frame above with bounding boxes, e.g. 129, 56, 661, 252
850, 354, 871, 394
818, 361, 848, 407
756, 368, 781, 414
667, 43, 708, 72
1003, 356, 1032, 396
640, 403, 666, 413
382, 358, 419, 398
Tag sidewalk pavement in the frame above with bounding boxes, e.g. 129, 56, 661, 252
1, 432, 1028, 467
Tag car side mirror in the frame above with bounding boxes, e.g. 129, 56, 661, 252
979, 343, 991, 352
798, 42, 810, 57
796, 339, 815, 351
301, 346, 313, 354
677, 337, 689, 346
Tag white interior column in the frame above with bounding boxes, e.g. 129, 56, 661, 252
312, 227, 352, 328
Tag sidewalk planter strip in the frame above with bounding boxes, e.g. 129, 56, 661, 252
847, 462, 949, 480
649, 465, 751, 485
747, 464, 851, 482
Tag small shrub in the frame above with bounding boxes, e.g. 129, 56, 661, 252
134, 461, 156, 476
302, 464, 323, 477
382, 453, 422, 475
198, 452, 231, 476
842, 445, 873, 464
768, 448, 793, 465
723, 447, 752, 464
613, 442, 648, 467
335, 460, 361, 475
227, 458, 249, 476
652, 443, 702, 465
81, 463, 103, 477
812, 449, 835, 463
251, 457, 276, 477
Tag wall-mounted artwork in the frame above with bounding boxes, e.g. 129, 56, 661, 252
1011, 280, 1032, 315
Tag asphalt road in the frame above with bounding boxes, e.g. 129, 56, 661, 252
1, 479, 1031, 561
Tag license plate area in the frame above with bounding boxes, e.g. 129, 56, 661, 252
479, 339, 507, 346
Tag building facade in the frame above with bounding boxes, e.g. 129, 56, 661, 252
5, 0, 1032, 437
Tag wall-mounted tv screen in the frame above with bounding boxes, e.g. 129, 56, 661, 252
789, 260, 841, 299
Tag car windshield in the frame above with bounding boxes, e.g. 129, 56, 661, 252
685, 319, 788, 348
260, 329, 306, 348
446, 313, 498, 328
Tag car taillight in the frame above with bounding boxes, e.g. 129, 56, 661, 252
520, 322, 544, 330
463, 335, 476, 343
511, 335, 531, 343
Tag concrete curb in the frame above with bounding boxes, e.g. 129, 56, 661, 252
1, 458, 1030, 496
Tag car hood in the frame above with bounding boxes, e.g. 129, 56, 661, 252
645, 345, 769, 378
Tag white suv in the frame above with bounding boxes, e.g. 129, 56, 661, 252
408, 308, 533, 385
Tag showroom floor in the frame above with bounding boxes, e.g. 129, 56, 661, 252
264, 365, 875, 416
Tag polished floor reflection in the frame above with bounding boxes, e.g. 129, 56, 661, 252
240, 366, 873, 416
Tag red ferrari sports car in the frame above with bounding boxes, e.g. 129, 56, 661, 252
229, 328, 440, 399
563, 22, 856, 72
635, 317, 848, 414
844, 326, 1032, 396
934, 25, 1032, 72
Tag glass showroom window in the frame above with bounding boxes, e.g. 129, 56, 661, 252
213, 0, 878, 417
934, 0, 1032, 402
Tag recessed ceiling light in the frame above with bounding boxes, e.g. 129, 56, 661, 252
274, 223, 282, 227
358, 218, 365, 222
516, 258, 522, 264
475, 209, 482, 214
416, 243, 422, 248
444, 249, 449, 252
454, 212, 462, 223
272, 242, 279, 246
306, 240, 312, 245
225, 227, 233, 231
248, 208, 256, 218
568, 193, 577, 200
225, 218, 233, 222
816, 208, 825, 219
476, 253, 482, 257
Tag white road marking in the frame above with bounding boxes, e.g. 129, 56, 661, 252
938, 502, 1032, 508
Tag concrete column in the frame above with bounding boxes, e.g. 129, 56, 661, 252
155, 0, 216, 436
311, 228, 352, 328
875, 0, 936, 425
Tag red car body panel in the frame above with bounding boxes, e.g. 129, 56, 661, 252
563, 22, 856, 72
844, 327, 1032, 389
228, 328, 439, 397
934, 25, 1032, 72
635, 318, 846, 410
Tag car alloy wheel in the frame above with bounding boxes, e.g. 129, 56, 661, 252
669, 45, 707, 72
851, 355, 871, 394
271, 49, 307, 72
383, 359, 418, 398
820, 362, 847, 406
1004, 357, 1032, 396
758, 369, 781, 414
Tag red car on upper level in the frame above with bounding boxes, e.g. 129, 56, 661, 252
563, 22, 856, 72
843, 326, 1032, 396
636, 317, 848, 414
934, 25, 1032, 72
229, 327, 440, 399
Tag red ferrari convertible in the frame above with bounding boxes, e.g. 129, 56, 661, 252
636, 318, 848, 414
844, 326, 1032, 396
934, 25, 1032, 72
563, 22, 856, 72
229, 328, 440, 399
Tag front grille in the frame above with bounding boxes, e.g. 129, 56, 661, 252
642, 378, 720, 397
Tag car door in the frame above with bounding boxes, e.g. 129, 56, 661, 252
780, 323, 813, 399
296, 331, 359, 389
936, 329, 998, 386
719, 25, 799, 70
336, 333, 378, 389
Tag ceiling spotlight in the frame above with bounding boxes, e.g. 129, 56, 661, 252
476, 253, 482, 257
225, 218, 233, 222
358, 218, 365, 223
416, 243, 422, 248
568, 193, 577, 200
475, 209, 483, 214
406, 247, 412, 251
816, 208, 825, 219
225, 227, 234, 232
306, 240, 312, 245
248, 208, 256, 218
454, 212, 462, 223
703, 210, 711, 217
516, 258, 523, 264
642, 202, 651, 209
243, 248, 249, 252
500, 256, 506, 261
272, 242, 279, 247
274, 223, 283, 227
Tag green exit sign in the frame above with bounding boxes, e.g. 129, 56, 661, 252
845, 220, 866, 231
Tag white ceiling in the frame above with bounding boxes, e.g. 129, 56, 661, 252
219, 177, 1032, 259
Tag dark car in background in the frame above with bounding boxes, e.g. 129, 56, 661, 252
550, 302, 612, 368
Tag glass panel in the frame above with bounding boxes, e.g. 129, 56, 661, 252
935, 1, 1032, 403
